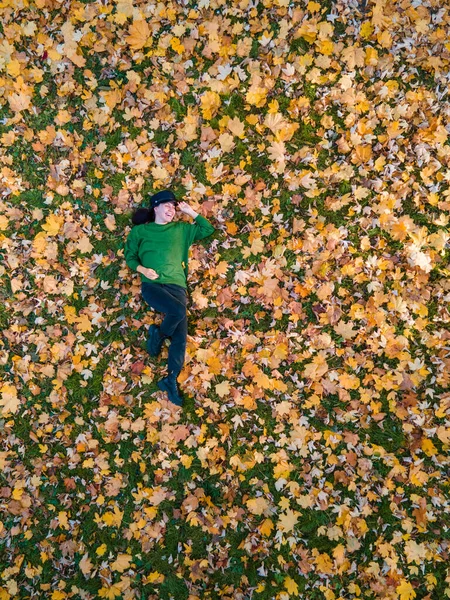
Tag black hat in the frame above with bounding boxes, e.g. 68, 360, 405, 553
149, 190, 178, 209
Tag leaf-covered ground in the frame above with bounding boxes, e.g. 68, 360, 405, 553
1, 0, 450, 598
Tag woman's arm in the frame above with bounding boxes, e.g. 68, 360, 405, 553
124, 227, 141, 271
178, 201, 215, 243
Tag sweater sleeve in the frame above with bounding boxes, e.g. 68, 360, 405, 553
188, 214, 215, 245
124, 226, 141, 271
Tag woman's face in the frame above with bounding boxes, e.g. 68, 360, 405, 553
155, 201, 176, 223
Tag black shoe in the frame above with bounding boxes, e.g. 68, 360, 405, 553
157, 373, 183, 406
146, 325, 164, 357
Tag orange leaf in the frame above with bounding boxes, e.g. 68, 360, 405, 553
126, 20, 150, 50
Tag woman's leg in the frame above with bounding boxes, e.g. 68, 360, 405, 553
163, 285, 188, 376
141, 282, 186, 338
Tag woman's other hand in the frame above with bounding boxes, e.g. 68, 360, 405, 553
138, 266, 159, 280
177, 201, 198, 219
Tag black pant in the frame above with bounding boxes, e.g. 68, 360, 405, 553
141, 282, 188, 377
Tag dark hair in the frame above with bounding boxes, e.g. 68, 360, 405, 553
131, 207, 155, 225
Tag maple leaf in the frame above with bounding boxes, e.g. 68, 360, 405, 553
341, 44, 365, 69
0, 384, 20, 415
246, 86, 267, 107
218, 132, 235, 152
79, 553, 93, 575
98, 585, 123, 599
172, 425, 190, 442
396, 581, 416, 600
200, 91, 221, 119
302, 352, 329, 380
131, 360, 145, 375
246, 496, 271, 516
278, 509, 299, 533
76, 314, 93, 333
267, 140, 286, 163
8, 92, 32, 112
215, 381, 230, 398
42, 214, 63, 236
264, 112, 285, 134
58, 511, 69, 529
182, 494, 199, 513
333, 320, 357, 340
111, 553, 132, 573
284, 576, 299, 596
436, 426, 450, 445
126, 20, 150, 50
407, 246, 433, 272
403, 540, 428, 564
227, 116, 246, 138
259, 518, 274, 537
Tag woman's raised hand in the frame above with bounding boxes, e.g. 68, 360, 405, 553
177, 201, 198, 219
139, 266, 159, 280
178, 201, 193, 215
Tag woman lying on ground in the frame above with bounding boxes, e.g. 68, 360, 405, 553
124, 189, 215, 407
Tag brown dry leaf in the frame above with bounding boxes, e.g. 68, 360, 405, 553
111, 553, 132, 573
8, 92, 32, 113
79, 553, 94, 575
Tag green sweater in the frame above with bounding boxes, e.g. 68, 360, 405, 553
124, 214, 215, 289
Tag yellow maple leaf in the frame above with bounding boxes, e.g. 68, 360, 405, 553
200, 91, 221, 119
259, 518, 274, 537
339, 372, 360, 390
76, 314, 93, 333
101, 89, 122, 110
145, 571, 164, 584
98, 585, 122, 599
245, 86, 267, 107
42, 214, 63, 236
64, 306, 78, 324
0, 384, 20, 416
250, 237, 265, 255
150, 165, 170, 182
353, 144, 372, 164
264, 112, 285, 134
284, 576, 299, 596
254, 369, 273, 390
126, 20, 150, 50
396, 580, 416, 600
102, 506, 123, 527
315, 552, 334, 574
58, 511, 69, 529
360, 22, 374, 38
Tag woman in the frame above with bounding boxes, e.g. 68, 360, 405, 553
124, 190, 215, 407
